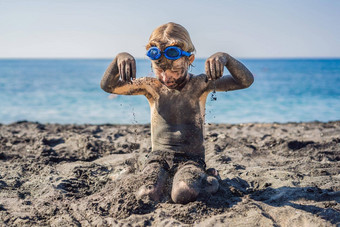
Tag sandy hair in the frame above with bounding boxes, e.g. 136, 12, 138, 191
146, 22, 195, 53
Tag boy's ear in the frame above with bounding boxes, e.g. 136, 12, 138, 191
189, 54, 195, 64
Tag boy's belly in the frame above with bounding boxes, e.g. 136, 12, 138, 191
151, 123, 204, 156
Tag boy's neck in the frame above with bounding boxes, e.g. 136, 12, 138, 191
174, 72, 191, 90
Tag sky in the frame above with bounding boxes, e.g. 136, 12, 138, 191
1, 0, 339, 59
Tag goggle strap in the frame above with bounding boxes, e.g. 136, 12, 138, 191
181, 50, 191, 57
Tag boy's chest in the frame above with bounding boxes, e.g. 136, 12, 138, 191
152, 87, 204, 122
158, 86, 200, 106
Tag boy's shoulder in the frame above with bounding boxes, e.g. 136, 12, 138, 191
187, 73, 210, 92
190, 73, 209, 85
191, 73, 207, 81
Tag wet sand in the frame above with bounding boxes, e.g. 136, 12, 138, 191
0, 121, 339, 226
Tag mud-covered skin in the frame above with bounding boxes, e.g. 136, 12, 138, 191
101, 52, 254, 203
101, 52, 253, 158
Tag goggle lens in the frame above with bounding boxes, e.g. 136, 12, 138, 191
165, 47, 180, 58
150, 49, 159, 56
147, 47, 161, 60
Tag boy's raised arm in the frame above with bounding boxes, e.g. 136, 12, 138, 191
100, 52, 150, 96
205, 52, 254, 92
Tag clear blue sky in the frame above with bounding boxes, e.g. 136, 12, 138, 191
1, 0, 339, 58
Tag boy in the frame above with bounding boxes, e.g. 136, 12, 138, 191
101, 22, 254, 204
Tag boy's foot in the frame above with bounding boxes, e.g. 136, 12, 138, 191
135, 162, 169, 201
171, 164, 219, 204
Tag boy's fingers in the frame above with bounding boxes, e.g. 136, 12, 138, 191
121, 61, 127, 81
215, 61, 221, 79
131, 61, 136, 80
210, 61, 217, 80
220, 63, 224, 78
125, 62, 131, 81
118, 62, 123, 81
205, 61, 211, 80
218, 62, 224, 78
204, 61, 208, 79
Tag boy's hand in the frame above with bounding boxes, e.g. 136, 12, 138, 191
116, 52, 136, 82
205, 52, 228, 80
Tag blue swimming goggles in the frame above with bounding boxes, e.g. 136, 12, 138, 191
146, 46, 191, 60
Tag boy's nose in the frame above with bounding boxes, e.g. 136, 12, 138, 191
161, 72, 170, 82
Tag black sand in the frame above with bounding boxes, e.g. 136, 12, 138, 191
0, 121, 339, 226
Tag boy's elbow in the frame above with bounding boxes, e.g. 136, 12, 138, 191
242, 73, 254, 88
100, 80, 111, 93
245, 76, 254, 88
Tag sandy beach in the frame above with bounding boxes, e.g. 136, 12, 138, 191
0, 121, 339, 226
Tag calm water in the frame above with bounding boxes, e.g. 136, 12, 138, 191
0, 58, 339, 124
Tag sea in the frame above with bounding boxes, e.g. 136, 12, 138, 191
0, 58, 339, 124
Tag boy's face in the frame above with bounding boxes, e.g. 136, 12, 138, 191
152, 55, 195, 89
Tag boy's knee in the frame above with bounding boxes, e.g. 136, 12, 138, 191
171, 181, 200, 204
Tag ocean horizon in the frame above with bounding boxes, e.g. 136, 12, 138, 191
0, 58, 339, 125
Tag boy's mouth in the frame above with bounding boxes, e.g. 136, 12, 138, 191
166, 83, 177, 89
161, 73, 189, 89
162, 81, 177, 88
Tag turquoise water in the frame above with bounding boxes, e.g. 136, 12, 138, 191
0, 59, 339, 124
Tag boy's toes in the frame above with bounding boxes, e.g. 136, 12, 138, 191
204, 176, 219, 194
206, 168, 221, 180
